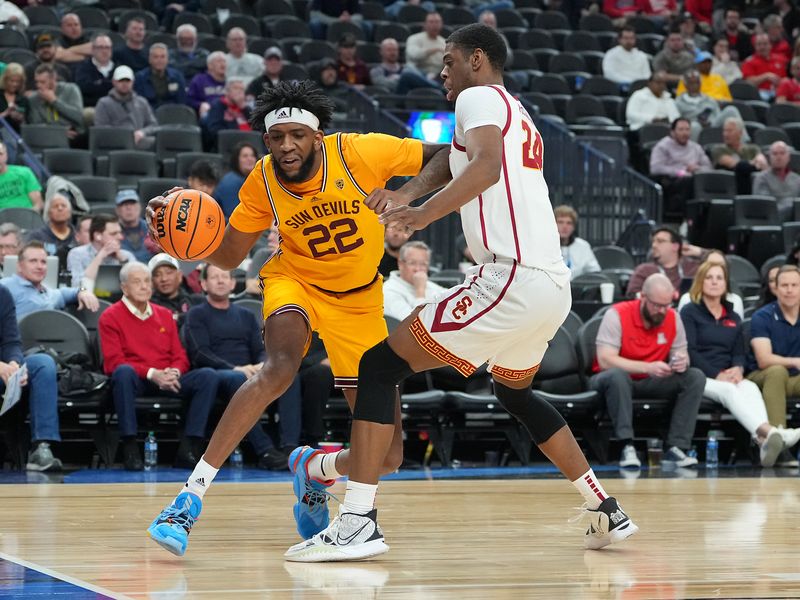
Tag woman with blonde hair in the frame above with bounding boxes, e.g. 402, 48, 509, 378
0, 63, 28, 132
677, 249, 743, 317
680, 260, 800, 466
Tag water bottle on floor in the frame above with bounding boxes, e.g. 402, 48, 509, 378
144, 432, 158, 470
230, 446, 243, 469
706, 434, 718, 468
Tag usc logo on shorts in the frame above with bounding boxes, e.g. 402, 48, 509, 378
451, 295, 473, 320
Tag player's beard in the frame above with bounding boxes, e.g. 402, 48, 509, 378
274, 150, 317, 184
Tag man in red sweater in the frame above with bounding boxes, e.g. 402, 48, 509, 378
99, 262, 219, 471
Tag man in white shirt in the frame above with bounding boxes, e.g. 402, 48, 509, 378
602, 26, 652, 90
224, 27, 262, 87
383, 241, 446, 321
405, 12, 446, 79
626, 72, 680, 131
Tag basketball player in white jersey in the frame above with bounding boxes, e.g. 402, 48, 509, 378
284, 23, 638, 562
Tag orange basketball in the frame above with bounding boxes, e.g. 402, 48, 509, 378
151, 189, 224, 260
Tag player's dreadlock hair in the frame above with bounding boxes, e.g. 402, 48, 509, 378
446, 23, 507, 72
250, 80, 335, 132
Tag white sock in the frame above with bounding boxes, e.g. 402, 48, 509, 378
342, 480, 377, 515
307, 450, 343, 481
572, 469, 608, 510
183, 456, 219, 499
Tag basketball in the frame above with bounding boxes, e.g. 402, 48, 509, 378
151, 189, 224, 260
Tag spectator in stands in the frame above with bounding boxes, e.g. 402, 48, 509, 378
312, 58, 350, 113
113, 17, 149, 73
25, 193, 77, 272
172, 24, 209, 82
94, 66, 159, 150
0, 0, 27, 29
746, 264, 800, 466
188, 51, 227, 118
298, 333, 333, 447
386, 0, 435, 18
649, 118, 711, 215
202, 78, 252, 148
602, 26, 652, 91
27, 64, 85, 145
133, 43, 187, 109
115, 189, 158, 264
0, 63, 28, 133
215, 142, 258, 220
405, 12, 446, 80
225, 28, 262, 87
677, 11, 708, 54
477, 10, 513, 67
711, 37, 743, 84
777, 56, 800, 103
653, 29, 696, 85
336, 33, 370, 87
383, 241, 446, 321
59, 13, 87, 48
742, 33, 787, 100
638, 0, 678, 25
67, 214, 134, 289
681, 260, 800, 467
0, 223, 21, 265
309, 0, 366, 40
154, 0, 200, 33
675, 70, 741, 140
720, 7, 753, 62
676, 52, 732, 101
0, 285, 62, 471
1, 240, 99, 319
0, 142, 42, 212
775, 0, 800, 43
626, 226, 707, 297
626, 72, 680, 131
554, 205, 601, 280
185, 264, 302, 469
99, 261, 219, 471
602, 0, 640, 27
684, 0, 712, 27
74, 215, 91, 247
462, 0, 513, 19
25, 34, 73, 90
764, 14, 792, 62
75, 34, 115, 111
590, 272, 704, 469
712, 117, 767, 195
148, 253, 202, 328
369, 38, 440, 95
676, 249, 743, 316
246, 47, 285, 100
187, 159, 220, 197
759, 265, 781, 307
753, 141, 800, 220
379, 224, 411, 277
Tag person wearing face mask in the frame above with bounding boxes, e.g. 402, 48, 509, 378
553, 205, 600, 280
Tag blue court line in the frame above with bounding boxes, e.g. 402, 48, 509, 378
0, 554, 117, 599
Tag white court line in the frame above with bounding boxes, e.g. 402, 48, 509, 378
0, 551, 133, 600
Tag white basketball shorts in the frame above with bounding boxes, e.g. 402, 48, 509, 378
410, 259, 572, 381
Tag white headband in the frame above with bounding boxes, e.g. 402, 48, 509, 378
263, 107, 320, 132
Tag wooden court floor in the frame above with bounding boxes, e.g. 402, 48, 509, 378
0, 477, 799, 599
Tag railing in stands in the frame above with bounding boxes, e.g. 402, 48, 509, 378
0, 117, 50, 182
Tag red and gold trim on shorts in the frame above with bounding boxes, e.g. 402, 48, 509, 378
490, 363, 540, 381
334, 376, 358, 389
409, 317, 477, 377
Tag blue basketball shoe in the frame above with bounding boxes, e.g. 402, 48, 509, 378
147, 492, 202, 556
290, 446, 336, 540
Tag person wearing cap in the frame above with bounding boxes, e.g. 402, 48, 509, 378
1, 240, 99, 319
67, 214, 135, 290
245, 46, 285, 100
675, 69, 742, 140
134, 43, 187, 109
94, 65, 159, 150
27, 64, 85, 143
653, 29, 696, 85
25, 34, 73, 92
148, 253, 202, 328
336, 33, 370, 87
675, 51, 731, 101
188, 51, 227, 118
75, 33, 115, 109
224, 27, 262, 87
113, 17, 148, 73
116, 189, 159, 263
171, 24, 209, 82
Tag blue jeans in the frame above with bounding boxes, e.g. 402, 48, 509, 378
111, 365, 219, 438
12, 354, 60, 442
216, 369, 302, 453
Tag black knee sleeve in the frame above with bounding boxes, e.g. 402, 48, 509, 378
352, 341, 414, 425
494, 382, 567, 445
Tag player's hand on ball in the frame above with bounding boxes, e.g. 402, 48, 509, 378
364, 188, 411, 215
146, 187, 184, 242
379, 204, 430, 234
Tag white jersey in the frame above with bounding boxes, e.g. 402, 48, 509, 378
450, 84, 570, 285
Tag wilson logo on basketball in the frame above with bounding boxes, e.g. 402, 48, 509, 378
175, 198, 192, 232
451, 295, 472, 320
155, 206, 166, 239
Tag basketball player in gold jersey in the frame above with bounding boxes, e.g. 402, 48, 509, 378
146, 80, 452, 556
